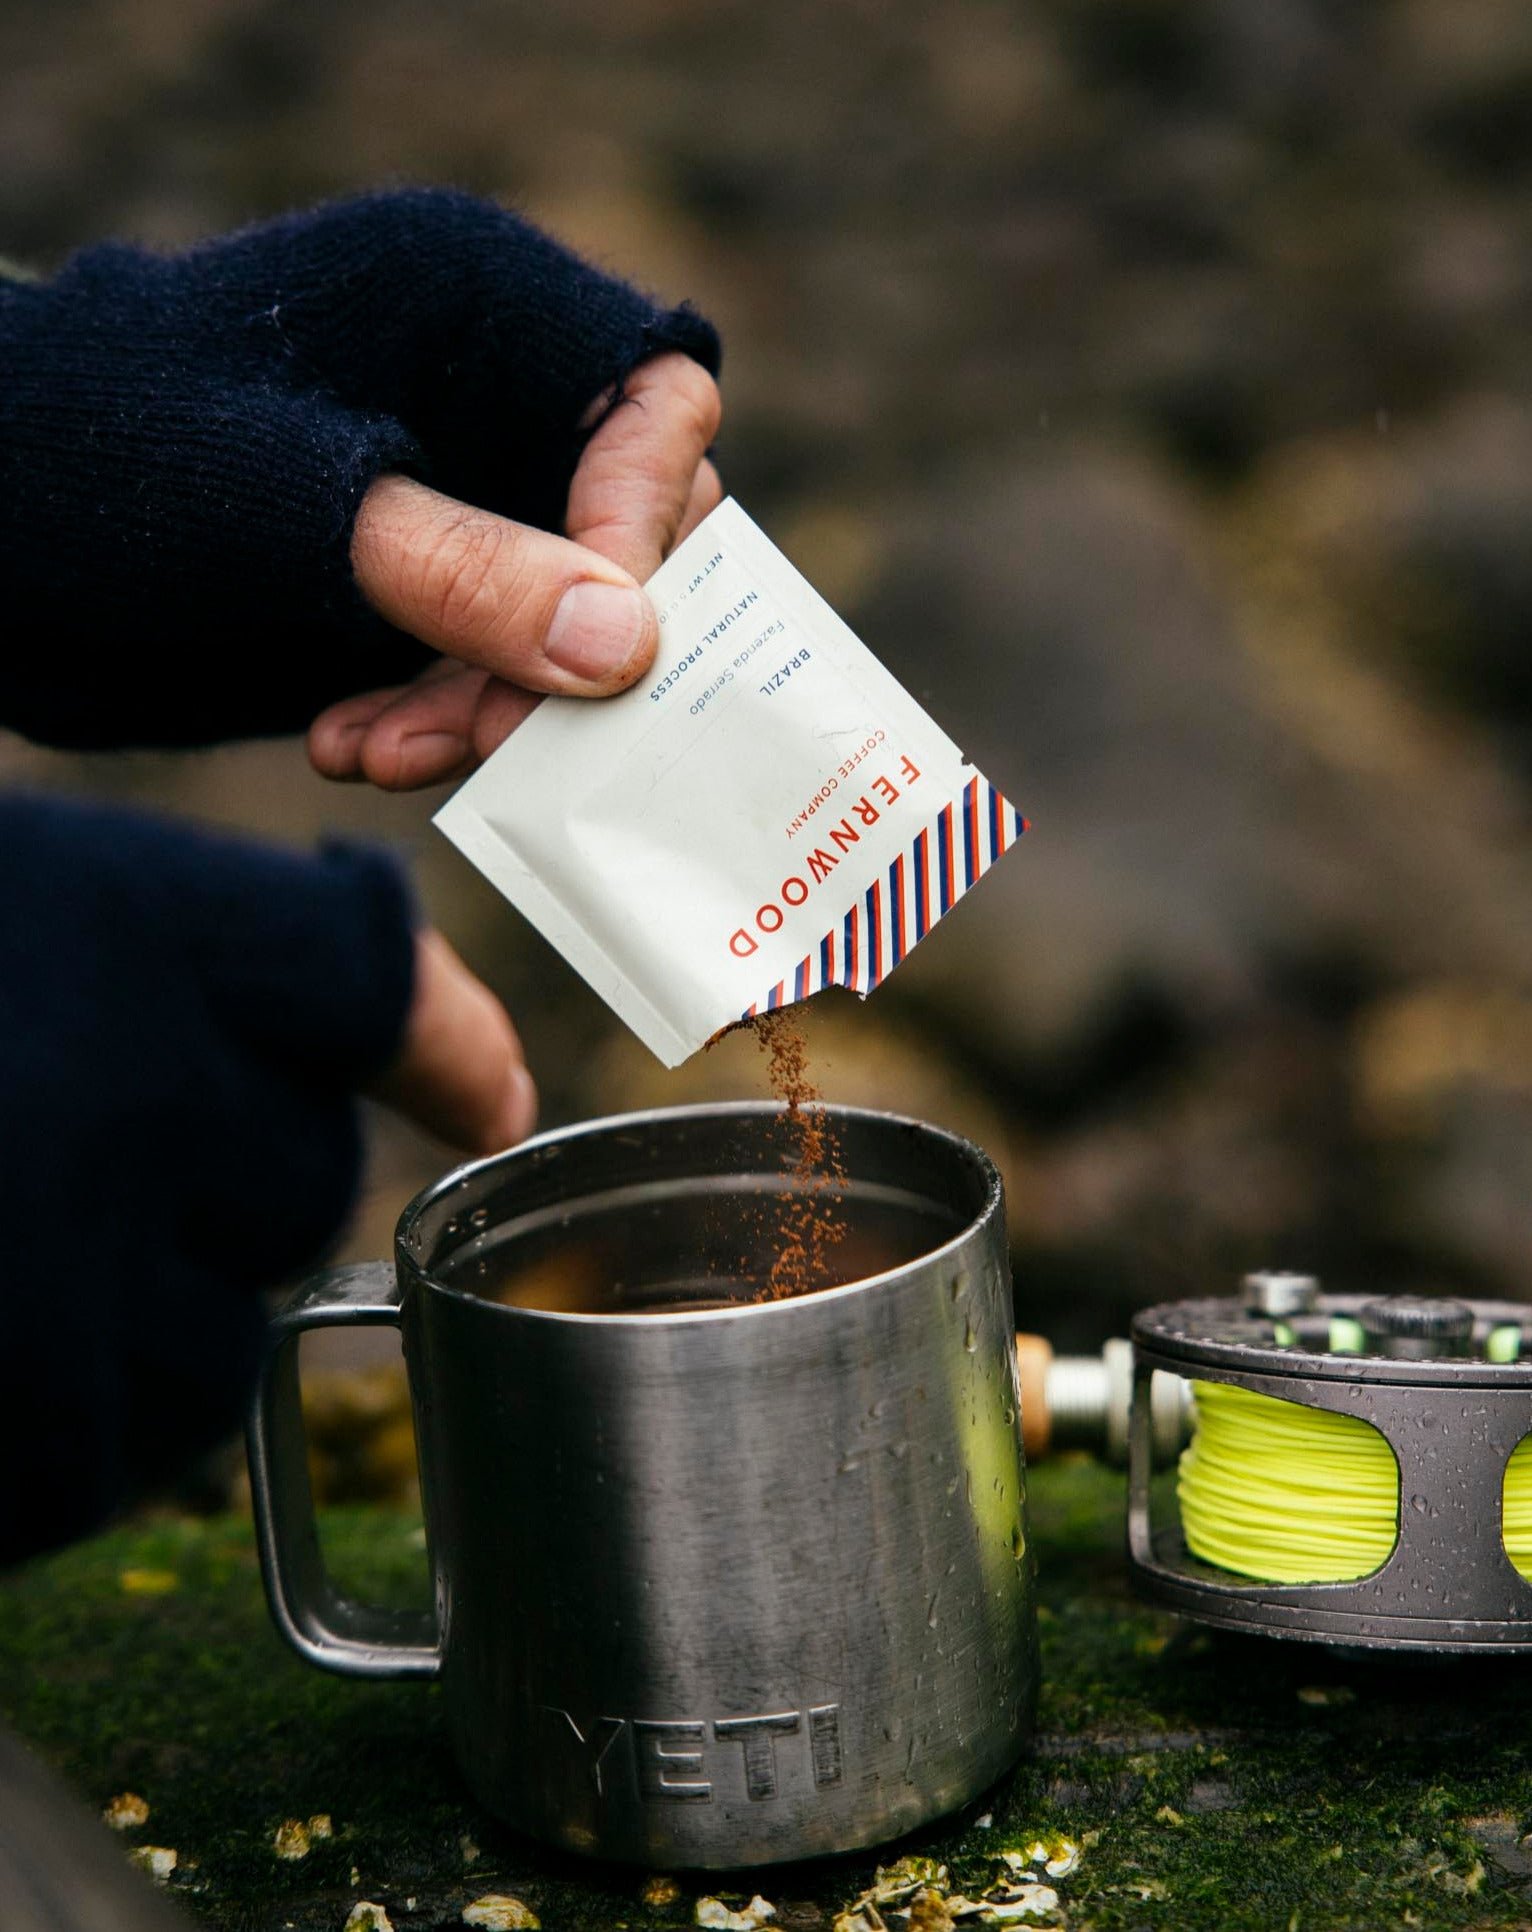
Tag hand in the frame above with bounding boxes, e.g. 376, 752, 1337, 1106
0, 796, 531, 1559
308, 353, 722, 790
0, 190, 719, 755
370, 929, 538, 1153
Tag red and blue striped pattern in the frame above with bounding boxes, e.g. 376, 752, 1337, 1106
741, 776, 1026, 1016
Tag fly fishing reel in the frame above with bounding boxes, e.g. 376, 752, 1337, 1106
1125, 1274, 1532, 1652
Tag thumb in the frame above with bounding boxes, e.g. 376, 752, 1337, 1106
351, 473, 659, 694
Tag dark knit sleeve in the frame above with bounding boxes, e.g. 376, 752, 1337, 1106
0, 794, 418, 1563
0, 189, 721, 752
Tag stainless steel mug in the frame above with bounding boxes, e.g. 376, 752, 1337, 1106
247, 1102, 1037, 1869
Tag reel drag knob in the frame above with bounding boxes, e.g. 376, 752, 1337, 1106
1358, 1294, 1475, 1359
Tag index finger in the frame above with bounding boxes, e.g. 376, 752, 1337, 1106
566, 353, 722, 582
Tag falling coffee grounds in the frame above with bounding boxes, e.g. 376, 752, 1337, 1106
467, 1008, 929, 1314
748, 1008, 848, 1299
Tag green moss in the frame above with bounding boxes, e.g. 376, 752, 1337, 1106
4, 1470, 1532, 1928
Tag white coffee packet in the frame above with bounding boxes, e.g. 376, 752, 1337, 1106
434, 499, 1025, 1066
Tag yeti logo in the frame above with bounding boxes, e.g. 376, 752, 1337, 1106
547, 1703, 844, 1803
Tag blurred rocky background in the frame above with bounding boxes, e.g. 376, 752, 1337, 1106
4, 0, 1532, 1493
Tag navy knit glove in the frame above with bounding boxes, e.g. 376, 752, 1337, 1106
0, 189, 720, 751
0, 795, 416, 1564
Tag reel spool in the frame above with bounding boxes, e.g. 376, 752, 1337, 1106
1126, 1274, 1532, 1652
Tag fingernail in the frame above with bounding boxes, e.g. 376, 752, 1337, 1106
545, 581, 649, 681
324, 720, 367, 757
400, 731, 468, 771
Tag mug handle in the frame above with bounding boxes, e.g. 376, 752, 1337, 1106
246, 1261, 441, 1679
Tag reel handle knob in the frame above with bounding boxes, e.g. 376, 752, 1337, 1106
1016, 1333, 1190, 1467
1242, 1270, 1319, 1318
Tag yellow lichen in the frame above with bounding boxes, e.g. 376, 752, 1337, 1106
102, 1791, 149, 1831
343, 1906, 394, 1932
127, 1846, 177, 1881
695, 1898, 776, 1931
273, 1818, 311, 1860
463, 1897, 541, 1930
907, 1886, 955, 1932
119, 1569, 177, 1595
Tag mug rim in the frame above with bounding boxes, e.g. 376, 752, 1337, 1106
394, 1099, 1004, 1327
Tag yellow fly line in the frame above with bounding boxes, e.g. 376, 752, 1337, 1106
1178, 1379, 1532, 1584
1500, 1435, 1532, 1581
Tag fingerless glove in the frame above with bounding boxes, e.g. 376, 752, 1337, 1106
0, 796, 417, 1562
0, 189, 720, 750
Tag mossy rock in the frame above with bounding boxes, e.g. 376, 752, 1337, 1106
5, 1464, 1532, 1929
